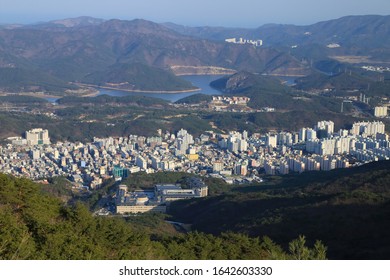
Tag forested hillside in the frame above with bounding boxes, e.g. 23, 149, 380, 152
170, 160, 390, 259
0, 173, 325, 260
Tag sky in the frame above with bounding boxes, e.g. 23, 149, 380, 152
1, 0, 390, 27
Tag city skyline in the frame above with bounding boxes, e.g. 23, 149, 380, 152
3, 119, 388, 188
0, 0, 390, 27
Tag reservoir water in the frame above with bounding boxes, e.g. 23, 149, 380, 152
48, 75, 296, 103
96, 75, 225, 103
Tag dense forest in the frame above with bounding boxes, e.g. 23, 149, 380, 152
0, 173, 326, 260
169, 160, 390, 259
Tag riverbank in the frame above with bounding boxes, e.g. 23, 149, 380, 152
0, 75, 224, 103
0, 86, 100, 100
75, 83, 201, 94
262, 73, 306, 77
170, 65, 236, 76
0, 92, 63, 99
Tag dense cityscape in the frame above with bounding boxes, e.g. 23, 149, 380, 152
1, 120, 388, 189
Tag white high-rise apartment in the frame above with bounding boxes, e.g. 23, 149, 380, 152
25, 128, 50, 146
351, 121, 385, 136
316, 120, 335, 136
374, 106, 388, 118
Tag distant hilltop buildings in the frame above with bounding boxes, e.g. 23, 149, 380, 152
326, 43, 341, 48
225, 37, 263, 47
210, 96, 252, 112
362, 65, 390, 73
212, 96, 250, 105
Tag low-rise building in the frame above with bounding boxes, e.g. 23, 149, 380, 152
115, 179, 208, 214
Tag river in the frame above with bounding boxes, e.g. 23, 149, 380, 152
96, 75, 225, 103
47, 74, 296, 103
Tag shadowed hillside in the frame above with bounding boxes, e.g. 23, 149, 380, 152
169, 160, 390, 259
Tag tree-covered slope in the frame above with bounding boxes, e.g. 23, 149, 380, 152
0, 67, 78, 93
82, 63, 195, 91
209, 71, 344, 112
169, 160, 390, 260
0, 173, 325, 260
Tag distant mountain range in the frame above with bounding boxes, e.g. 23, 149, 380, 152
0, 15, 389, 93
165, 15, 390, 73
164, 15, 390, 51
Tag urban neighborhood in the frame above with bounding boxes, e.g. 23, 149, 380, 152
1, 120, 388, 188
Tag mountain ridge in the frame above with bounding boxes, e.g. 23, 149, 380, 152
164, 15, 390, 63
0, 17, 309, 93
0, 15, 389, 93
163, 15, 390, 44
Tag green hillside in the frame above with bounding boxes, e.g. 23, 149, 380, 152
0, 95, 48, 103
83, 63, 196, 92
0, 67, 78, 93
210, 71, 344, 113
210, 71, 288, 93
294, 71, 372, 91
57, 94, 169, 107
210, 71, 295, 110
0, 173, 325, 260
175, 93, 213, 104
169, 160, 390, 259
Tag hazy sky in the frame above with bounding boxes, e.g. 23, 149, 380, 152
1, 0, 390, 27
